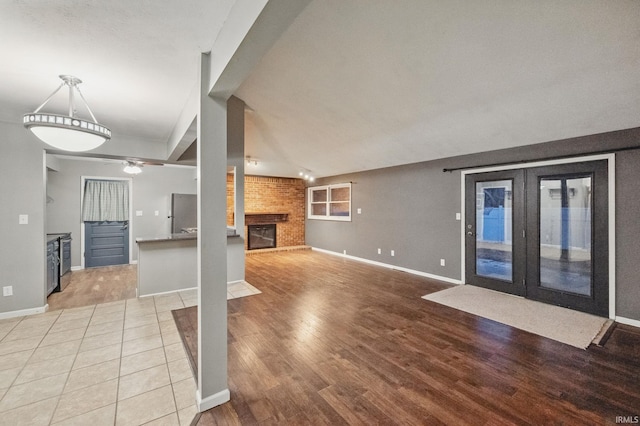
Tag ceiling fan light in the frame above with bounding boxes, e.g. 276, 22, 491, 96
123, 162, 142, 174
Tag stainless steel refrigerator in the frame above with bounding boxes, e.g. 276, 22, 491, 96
170, 193, 197, 233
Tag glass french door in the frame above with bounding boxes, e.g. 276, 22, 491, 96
465, 170, 526, 296
465, 160, 609, 317
525, 161, 608, 316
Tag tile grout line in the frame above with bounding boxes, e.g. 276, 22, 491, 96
113, 296, 179, 425
113, 300, 128, 426
49, 304, 98, 425
157, 294, 186, 425
0, 309, 66, 418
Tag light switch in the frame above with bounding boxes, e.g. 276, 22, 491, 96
136, 210, 143, 217
357, 208, 362, 214
19, 214, 28, 224
154, 210, 159, 216
456, 213, 461, 221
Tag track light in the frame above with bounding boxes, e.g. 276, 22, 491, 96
298, 169, 314, 182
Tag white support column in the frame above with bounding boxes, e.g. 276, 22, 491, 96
196, 52, 230, 411
227, 96, 245, 282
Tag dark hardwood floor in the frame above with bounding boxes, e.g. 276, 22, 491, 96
176, 250, 640, 425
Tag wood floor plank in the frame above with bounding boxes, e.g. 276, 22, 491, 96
47, 264, 136, 310
174, 250, 640, 425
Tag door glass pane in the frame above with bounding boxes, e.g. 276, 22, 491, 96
476, 180, 513, 282
539, 176, 592, 296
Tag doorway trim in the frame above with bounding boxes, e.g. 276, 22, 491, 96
459, 153, 616, 319
80, 176, 134, 269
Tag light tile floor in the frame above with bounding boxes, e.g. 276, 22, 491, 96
0, 281, 261, 425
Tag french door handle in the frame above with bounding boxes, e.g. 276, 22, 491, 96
467, 231, 474, 236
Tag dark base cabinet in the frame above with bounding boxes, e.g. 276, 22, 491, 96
46, 232, 71, 296
46, 239, 59, 296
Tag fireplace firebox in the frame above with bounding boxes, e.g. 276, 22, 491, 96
248, 224, 276, 250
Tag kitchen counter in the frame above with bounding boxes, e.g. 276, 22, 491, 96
136, 236, 197, 296
135, 227, 238, 244
136, 233, 197, 244
136, 227, 243, 297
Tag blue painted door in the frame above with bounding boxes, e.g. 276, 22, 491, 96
85, 221, 129, 268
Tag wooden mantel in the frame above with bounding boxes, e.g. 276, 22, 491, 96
245, 213, 288, 225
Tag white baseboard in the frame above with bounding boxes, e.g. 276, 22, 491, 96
311, 247, 463, 285
197, 388, 230, 412
616, 316, 640, 328
0, 305, 48, 320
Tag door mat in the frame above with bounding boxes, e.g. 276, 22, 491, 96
422, 285, 608, 349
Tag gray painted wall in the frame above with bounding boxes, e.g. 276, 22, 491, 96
46, 158, 196, 265
307, 127, 640, 321
306, 160, 461, 278
0, 122, 47, 314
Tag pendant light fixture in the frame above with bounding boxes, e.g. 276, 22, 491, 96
23, 75, 111, 152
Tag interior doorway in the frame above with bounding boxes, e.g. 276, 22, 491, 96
465, 160, 609, 317
81, 177, 132, 268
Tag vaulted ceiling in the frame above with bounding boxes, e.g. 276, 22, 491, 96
2, 1, 639, 178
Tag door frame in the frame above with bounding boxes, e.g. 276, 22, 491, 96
459, 153, 616, 319
80, 176, 133, 269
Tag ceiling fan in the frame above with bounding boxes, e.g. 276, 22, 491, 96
122, 159, 164, 174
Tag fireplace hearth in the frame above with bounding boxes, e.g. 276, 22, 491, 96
248, 224, 276, 250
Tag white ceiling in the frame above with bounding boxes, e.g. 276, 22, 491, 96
2, 1, 640, 178
238, 0, 640, 177
0, 0, 235, 144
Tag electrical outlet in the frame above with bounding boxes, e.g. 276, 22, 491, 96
3, 286, 13, 297
136, 210, 143, 216
19, 214, 28, 225
377, 248, 381, 255
154, 210, 159, 216
357, 208, 362, 214
455, 213, 461, 220
391, 250, 395, 257
343, 250, 347, 255
440, 258, 446, 266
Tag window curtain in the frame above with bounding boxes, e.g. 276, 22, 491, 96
82, 180, 129, 222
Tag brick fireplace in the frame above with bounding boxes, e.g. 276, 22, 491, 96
227, 175, 306, 250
